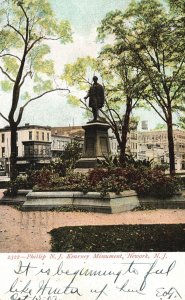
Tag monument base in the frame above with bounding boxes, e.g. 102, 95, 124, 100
76, 121, 110, 169
75, 157, 105, 169
22, 190, 139, 213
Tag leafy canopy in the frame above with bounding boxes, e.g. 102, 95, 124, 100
97, 0, 185, 123
0, 0, 72, 97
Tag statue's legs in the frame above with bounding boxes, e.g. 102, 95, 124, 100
91, 97, 99, 121
92, 107, 98, 121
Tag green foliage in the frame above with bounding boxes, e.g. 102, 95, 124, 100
50, 224, 185, 252
97, 155, 121, 169
2, 56, 19, 77
89, 167, 179, 198
154, 123, 167, 130
8, 163, 180, 199
125, 154, 153, 169
178, 117, 185, 129
7, 172, 37, 195
98, 0, 185, 174
62, 56, 97, 90
0, 0, 73, 181
1, 80, 13, 92
21, 91, 30, 101
60, 141, 82, 169
67, 95, 80, 106
96, 176, 124, 197
131, 169, 179, 198
0, 0, 72, 102
98, 154, 153, 169
33, 80, 53, 94
167, 0, 185, 14
98, 0, 185, 110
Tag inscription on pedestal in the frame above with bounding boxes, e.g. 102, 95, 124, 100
85, 138, 95, 156
100, 137, 108, 155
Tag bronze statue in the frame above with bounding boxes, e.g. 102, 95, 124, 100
84, 76, 105, 121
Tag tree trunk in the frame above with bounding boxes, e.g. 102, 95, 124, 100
119, 96, 132, 164
10, 123, 18, 181
167, 113, 175, 175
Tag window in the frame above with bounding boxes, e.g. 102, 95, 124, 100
40, 145, 43, 155
35, 145, 39, 155
36, 131, 39, 140
2, 134, 5, 143
42, 132, 44, 141
29, 131, 32, 140
2, 147, 5, 157
47, 132, 49, 141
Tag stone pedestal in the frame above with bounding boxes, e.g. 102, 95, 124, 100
23, 190, 139, 213
76, 121, 110, 169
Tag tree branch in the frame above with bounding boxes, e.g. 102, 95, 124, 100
18, 3, 29, 20
171, 83, 184, 102
0, 53, 21, 62
131, 98, 140, 109
109, 108, 122, 123
79, 98, 91, 113
6, 23, 25, 42
27, 36, 44, 53
169, 57, 185, 91
22, 88, 70, 110
104, 98, 119, 128
0, 112, 9, 123
0, 66, 15, 82
43, 36, 63, 41
19, 70, 32, 87
145, 97, 167, 122
16, 88, 70, 125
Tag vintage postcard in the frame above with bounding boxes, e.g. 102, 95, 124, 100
0, 0, 185, 299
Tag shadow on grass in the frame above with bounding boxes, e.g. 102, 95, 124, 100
50, 224, 185, 252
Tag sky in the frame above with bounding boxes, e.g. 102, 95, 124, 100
0, 0, 163, 130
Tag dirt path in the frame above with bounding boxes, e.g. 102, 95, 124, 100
1, 190, 185, 252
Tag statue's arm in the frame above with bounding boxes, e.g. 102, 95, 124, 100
84, 89, 90, 100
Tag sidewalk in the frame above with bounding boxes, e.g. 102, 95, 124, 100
1, 189, 185, 252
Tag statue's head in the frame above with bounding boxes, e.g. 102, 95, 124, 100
93, 76, 98, 83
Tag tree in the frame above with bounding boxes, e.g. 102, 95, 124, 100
63, 55, 143, 163
98, 45, 145, 162
60, 140, 82, 169
98, 0, 185, 175
0, 0, 72, 180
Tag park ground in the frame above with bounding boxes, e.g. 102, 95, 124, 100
1, 189, 185, 252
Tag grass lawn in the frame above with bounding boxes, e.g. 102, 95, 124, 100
50, 224, 185, 252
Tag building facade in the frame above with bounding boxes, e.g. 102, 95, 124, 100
1, 123, 184, 173
0, 124, 52, 172
51, 126, 84, 157
138, 128, 185, 170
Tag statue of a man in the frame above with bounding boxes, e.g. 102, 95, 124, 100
84, 76, 105, 121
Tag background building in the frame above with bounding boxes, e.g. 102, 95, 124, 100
1, 123, 184, 174
51, 126, 84, 157
138, 128, 185, 170
0, 124, 51, 173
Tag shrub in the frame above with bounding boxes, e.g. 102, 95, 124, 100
60, 141, 82, 169
7, 173, 35, 195
50, 158, 67, 176
98, 154, 154, 169
130, 169, 179, 198
8, 164, 180, 199
95, 175, 128, 197
88, 167, 179, 198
